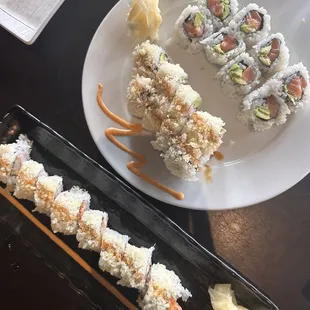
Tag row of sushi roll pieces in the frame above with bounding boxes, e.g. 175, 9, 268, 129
128, 40, 226, 181
0, 134, 192, 310
172, 1, 310, 132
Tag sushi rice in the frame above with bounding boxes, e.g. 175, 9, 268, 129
229, 3, 271, 47
200, 26, 246, 66
173, 5, 213, 54
238, 80, 291, 132
216, 52, 261, 98
251, 33, 290, 76
199, 0, 239, 31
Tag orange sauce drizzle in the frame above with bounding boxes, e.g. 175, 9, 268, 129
214, 151, 224, 161
97, 84, 184, 201
204, 165, 212, 183
0, 187, 138, 310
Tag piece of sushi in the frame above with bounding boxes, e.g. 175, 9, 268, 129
216, 52, 261, 98
14, 160, 47, 201
173, 5, 213, 54
127, 75, 155, 118
50, 186, 91, 235
118, 244, 155, 290
141, 93, 170, 132
200, 27, 246, 66
33, 175, 63, 215
76, 209, 108, 253
0, 134, 32, 188
151, 85, 202, 152
161, 111, 226, 181
229, 3, 271, 47
99, 228, 130, 279
132, 40, 170, 78
138, 263, 192, 310
251, 33, 290, 76
271, 63, 310, 112
155, 62, 188, 98
199, 0, 239, 31
238, 81, 291, 132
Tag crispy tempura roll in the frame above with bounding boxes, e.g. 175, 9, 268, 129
155, 62, 188, 98
132, 40, 170, 78
0, 134, 32, 188
99, 228, 130, 278
138, 263, 192, 310
33, 175, 63, 215
50, 186, 91, 235
14, 160, 47, 201
76, 209, 108, 253
118, 244, 155, 290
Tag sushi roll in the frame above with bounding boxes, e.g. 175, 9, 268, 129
155, 62, 188, 98
229, 4, 271, 47
200, 0, 239, 31
238, 81, 291, 132
200, 27, 246, 66
33, 175, 63, 215
76, 209, 108, 253
216, 52, 261, 98
127, 75, 155, 118
118, 244, 155, 290
99, 228, 130, 279
173, 5, 213, 54
138, 263, 192, 310
14, 160, 47, 201
162, 111, 226, 181
142, 93, 170, 132
151, 85, 202, 152
251, 33, 290, 76
0, 134, 32, 188
132, 40, 170, 78
50, 186, 91, 235
272, 63, 310, 112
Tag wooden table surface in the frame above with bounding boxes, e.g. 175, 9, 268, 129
1, 1, 310, 309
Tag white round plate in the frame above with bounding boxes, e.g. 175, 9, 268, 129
82, 0, 310, 210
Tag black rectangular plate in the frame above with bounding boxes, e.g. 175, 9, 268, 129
0, 105, 278, 310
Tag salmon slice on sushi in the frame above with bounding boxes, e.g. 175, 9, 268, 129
50, 186, 91, 235
14, 160, 47, 201
238, 81, 291, 132
98, 228, 130, 278
76, 209, 108, 253
0, 134, 32, 190
272, 63, 310, 112
216, 52, 261, 98
200, 27, 246, 66
173, 5, 213, 54
118, 243, 155, 290
34, 175, 63, 215
138, 263, 192, 310
229, 4, 271, 47
251, 33, 290, 76
200, 0, 239, 31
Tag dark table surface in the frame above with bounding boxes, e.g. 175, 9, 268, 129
1, 1, 310, 309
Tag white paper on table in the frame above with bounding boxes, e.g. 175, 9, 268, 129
0, 0, 65, 44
